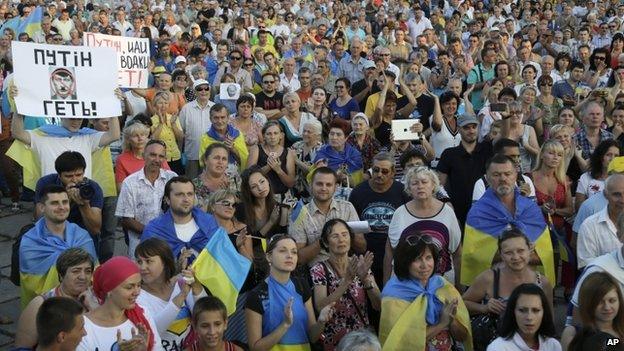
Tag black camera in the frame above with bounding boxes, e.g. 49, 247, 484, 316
73, 179, 94, 200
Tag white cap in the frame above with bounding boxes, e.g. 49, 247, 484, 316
174, 56, 187, 64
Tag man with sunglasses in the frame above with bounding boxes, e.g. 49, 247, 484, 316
213, 49, 253, 94
179, 79, 215, 179
349, 152, 410, 287
254, 72, 284, 120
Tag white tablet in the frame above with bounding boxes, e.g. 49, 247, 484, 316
392, 119, 420, 141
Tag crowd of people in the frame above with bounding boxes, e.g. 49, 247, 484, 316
5, 0, 624, 350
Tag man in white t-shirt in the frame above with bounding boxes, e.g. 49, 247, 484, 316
11, 113, 120, 179
141, 176, 220, 261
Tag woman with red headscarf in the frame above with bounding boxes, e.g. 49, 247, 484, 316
78, 256, 162, 351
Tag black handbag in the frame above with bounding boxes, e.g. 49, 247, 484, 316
470, 268, 501, 351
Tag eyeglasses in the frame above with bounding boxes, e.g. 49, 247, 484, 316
263, 80, 275, 84
230, 56, 242, 60
540, 83, 553, 87
595, 56, 606, 60
405, 234, 435, 247
244, 62, 254, 67
195, 86, 210, 91
216, 200, 236, 207
372, 166, 391, 174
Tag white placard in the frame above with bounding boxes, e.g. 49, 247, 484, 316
84, 32, 150, 88
219, 83, 241, 100
347, 221, 372, 234
12, 41, 121, 119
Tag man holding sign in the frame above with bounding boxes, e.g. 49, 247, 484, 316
7, 41, 122, 185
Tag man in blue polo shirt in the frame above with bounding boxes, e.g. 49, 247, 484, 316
34, 151, 103, 237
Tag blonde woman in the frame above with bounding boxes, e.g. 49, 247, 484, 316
151, 91, 184, 174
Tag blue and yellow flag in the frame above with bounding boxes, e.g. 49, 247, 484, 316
191, 227, 251, 316
379, 276, 472, 351
18, 6, 42, 37
461, 188, 555, 286
168, 305, 191, 336
19, 218, 97, 307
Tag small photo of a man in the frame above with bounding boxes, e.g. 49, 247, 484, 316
49, 67, 77, 100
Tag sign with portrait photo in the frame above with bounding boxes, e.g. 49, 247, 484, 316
12, 41, 121, 119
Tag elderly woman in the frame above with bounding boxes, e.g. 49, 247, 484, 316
291, 119, 323, 198
463, 228, 555, 350
379, 234, 471, 350
193, 143, 241, 211
347, 113, 381, 172
518, 85, 545, 140
78, 256, 162, 350
199, 104, 249, 171
115, 120, 171, 191
151, 91, 184, 174
386, 166, 462, 285
314, 119, 365, 187
16, 248, 96, 348
206, 189, 252, 259
311, 219, 381, 350
230, 94, 264, 148
279, 92, 317, 147
247, 121, 296, 196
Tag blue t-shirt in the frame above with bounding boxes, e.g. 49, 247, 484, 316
328, 97, 360, 120
35, 174, 104, 232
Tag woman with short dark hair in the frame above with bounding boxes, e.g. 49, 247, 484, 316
379, 234, 471, 350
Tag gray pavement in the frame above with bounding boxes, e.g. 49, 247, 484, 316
0, 199, 570, 349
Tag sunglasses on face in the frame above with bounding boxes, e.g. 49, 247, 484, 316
372, 166, 391, 174
195, 86, 210, 91
540, 82, 553, 87
230, 56, 242, 60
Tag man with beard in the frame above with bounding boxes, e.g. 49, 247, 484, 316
142, 176, 220, 260
437, 114, 493, 228
460, 154, 555, 286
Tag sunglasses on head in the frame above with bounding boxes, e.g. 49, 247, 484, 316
405, 234, 436, 247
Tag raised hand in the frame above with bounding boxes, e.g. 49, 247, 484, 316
115, 327, 147, 351
283, 298, 294, 327
356, 252, 374, 281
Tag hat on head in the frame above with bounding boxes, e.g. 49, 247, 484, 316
457, 114, 479, 127
174, 56, 187, 64
351, 112, 369, 127
193, 79, 210, 89
152, 66, 167, 75
608, 156, 624, 174
363, 60, 376, 70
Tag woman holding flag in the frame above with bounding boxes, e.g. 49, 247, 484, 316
136, 238, 207, 350
379, 234, 471, 351
245, 234, 335, 351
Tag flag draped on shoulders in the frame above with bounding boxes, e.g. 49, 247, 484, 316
191, 227, 251, 316
19, 217, 97, 307
379, 275, 472, 351
461, 188, 555, 285
263, 276, 311, 351
142, 207, 220, 258
312, 143, 364, 185
6, 126, 114, 193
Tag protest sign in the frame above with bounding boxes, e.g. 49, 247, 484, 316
84, 32, 150, 88
12, 41, 121, 119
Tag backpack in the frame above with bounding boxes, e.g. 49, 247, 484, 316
10, 223, 35, 286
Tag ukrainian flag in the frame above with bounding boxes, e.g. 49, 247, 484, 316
167, 306, 191, 336
191, 227, 251, 316
19, 218, 97, 307
18, 6, 42, 37
461, 188, 555, 286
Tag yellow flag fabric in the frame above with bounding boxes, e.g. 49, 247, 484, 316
379, 279, 472, 351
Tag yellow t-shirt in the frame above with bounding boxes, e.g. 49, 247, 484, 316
151, 114, 182, 161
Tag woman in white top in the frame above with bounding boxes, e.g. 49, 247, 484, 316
501, 101, 540, 173
279, 92, 317, 147
78, 256, 163, 351
135, 238, 207, 350
385, 166, 461, 285
487, 284, 561, 351
575, 139, 620, 211
430, 89, 474, 168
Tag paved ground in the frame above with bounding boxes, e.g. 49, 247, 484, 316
0, 199, 570, 349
